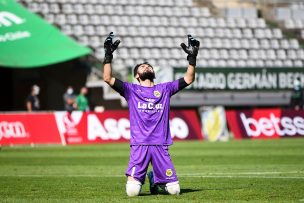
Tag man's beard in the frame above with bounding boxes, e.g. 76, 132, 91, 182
139, 71, 155, 81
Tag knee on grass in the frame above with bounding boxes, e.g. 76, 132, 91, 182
126, 180, 142, 197
159, 181, 180, 195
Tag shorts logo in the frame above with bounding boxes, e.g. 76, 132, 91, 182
154, 90, 161, 98
166, 169, 173, 177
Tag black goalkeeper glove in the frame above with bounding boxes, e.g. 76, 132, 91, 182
104, 32, 120, 64
180, 35, 200, 66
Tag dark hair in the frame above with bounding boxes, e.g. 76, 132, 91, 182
133, 62, 153, 77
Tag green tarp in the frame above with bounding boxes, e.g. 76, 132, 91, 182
0, 0, 91, 68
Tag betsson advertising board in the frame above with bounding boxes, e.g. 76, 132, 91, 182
226, 109, 304, 139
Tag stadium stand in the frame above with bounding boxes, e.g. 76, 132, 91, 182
17, 0, 304, 70
15, 0, 304, 106
272, 2, 304, 41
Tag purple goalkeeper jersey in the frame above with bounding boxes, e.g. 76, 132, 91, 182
122, 80, 180, 145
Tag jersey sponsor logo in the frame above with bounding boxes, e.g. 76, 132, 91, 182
137, 98, 164, 113
166, 169, 173, 177
0, 121, 28, 140
137, 101, 163, 110
154, 90, 161, 98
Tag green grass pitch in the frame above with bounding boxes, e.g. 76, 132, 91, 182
0, 139, 303, 202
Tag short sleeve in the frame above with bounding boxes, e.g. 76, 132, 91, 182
110, 79, 132, 99
122, 82, 132, 100
178, 78, 189, 90
26, 95, 33, 103
112, 78, 124, 96
166, 79, 180, 96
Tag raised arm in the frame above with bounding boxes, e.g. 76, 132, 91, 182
26, 101, 32, 112
103, 32, 120, 86
103, 63, 115, 86
180, 35, 200, 85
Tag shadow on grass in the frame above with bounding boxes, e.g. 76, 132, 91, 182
140, 188, 202, 196
181, 188, 202, 194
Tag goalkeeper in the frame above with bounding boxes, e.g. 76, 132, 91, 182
103, 32, 200, 196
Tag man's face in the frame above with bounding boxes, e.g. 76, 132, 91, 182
81, 87, 88, 95
136, 64, 155, 81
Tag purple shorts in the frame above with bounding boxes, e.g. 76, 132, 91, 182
125, 145, 178, 184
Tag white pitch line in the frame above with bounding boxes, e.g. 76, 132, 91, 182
0, 174, 303, 179
181, 171, 304, 175
179, 175, 304, 179
0, 174, 123, 177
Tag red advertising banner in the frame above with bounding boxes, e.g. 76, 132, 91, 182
226, 108, 304, 139
0, 113, 63, 145
0, 110, 203, 146
54, 110, 203, 144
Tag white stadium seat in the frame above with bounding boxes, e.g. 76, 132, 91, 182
270, 39, 280, 49
277, 49, 287, 59
240, 39, 250, 49
55, 14, 66, 25
260, 39, 270, 49
294, 60, 303, 67
256, 60, 265, 67
273, 29, 283, 39
280, 39, 290, 49
74, 4, 84, 14
227, 59, 237, 67
198, 59, 209, 67
229, 49, 239, 59
208, 59, 218, 67
210, 49, 220, 59
258, 50, 266, 60
243, 28, 253, 38
45, 14, 55, 24
62, 24, 72, 35
297, 49, 304, 59
118, 48, 129, 59
222, 38, 232, 49
213, 38, 222, 48
265, 60, 274, 67
289, 39, 300, 49
287, 50, 297, 59
247, 60, 256, 67
235, 18, 246, 28
257, 19, 266, 28
78, 35, 89, 45
219, 49, 229, 59
264, 29, 273, 38
79, 15, 89, 25
274, 60, 283, 67
84, 25, 96, 36
218, 60, 227, 67
239, 49, 248, 59
231, 39, 241, 49
249, 39, 259, 49
50, 3, 60, 14
200, 49, 210, 59
283, 60, 293, 67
